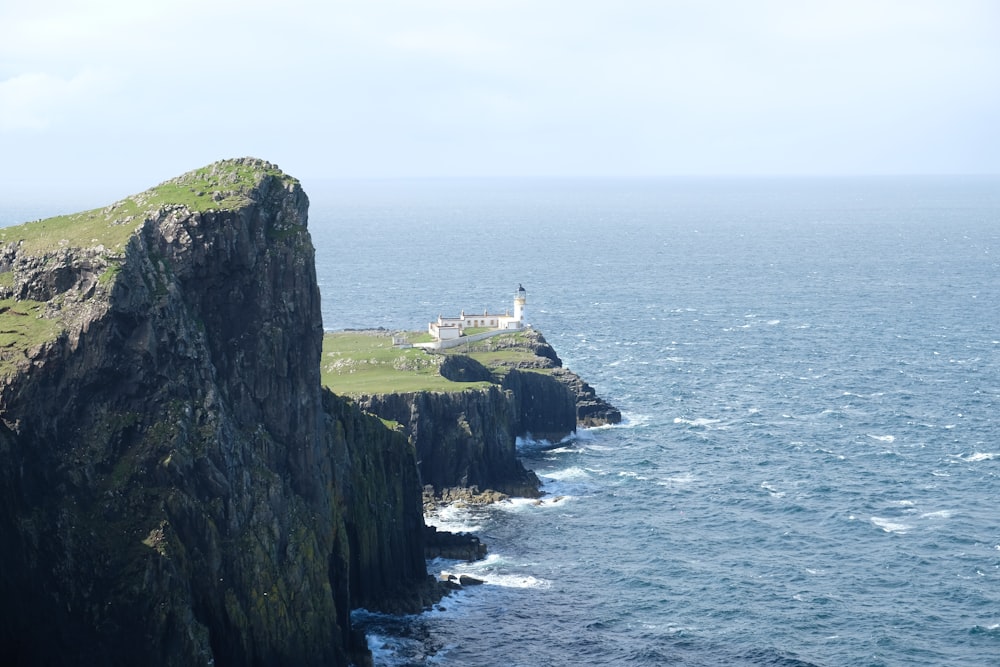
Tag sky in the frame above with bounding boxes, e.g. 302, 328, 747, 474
1, 0, 998, 202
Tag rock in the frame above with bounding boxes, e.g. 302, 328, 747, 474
424, 525, 488, 561
357, 388, 542, 498
438, 572, 486, 588
0, 158, 434, 666
551, 367, 623, 427
439, 354, 494, 383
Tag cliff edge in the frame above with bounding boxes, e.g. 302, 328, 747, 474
328, 329, 621, 501
0, 159, 429, 666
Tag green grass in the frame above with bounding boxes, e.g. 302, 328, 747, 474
0, 158, 296, 379
0, 158, 293, 255
321, 330, 555, 396
322, 331, 488, 395
0, 206, 144, 255
465, 347, 548, 369
449, 330, 553, 371
0, 298, 63, 376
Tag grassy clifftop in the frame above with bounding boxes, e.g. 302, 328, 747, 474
0, 158, 296, 378
0, 158, 294, 255
321, 329, 550, 395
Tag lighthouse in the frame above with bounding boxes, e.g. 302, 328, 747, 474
514, 284, 526, 323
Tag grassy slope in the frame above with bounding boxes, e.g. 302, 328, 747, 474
320, 330, 549, 396
0, 160, 291, 255
0, 158, 292, 377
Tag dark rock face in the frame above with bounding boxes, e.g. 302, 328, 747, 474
0, 159, 430, 666
353, 329, 620, 498
424, 525, 487, 561
500, 368, 578, 442
551, 367, 624, 427
483, 329, 622, 431
439, 354, 494, 383
355, 388, 541, 498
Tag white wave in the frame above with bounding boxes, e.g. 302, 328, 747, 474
515, 434, 555, 449
543, 466, 590, 481
767, 319, 781, 325
444, 554, 551, 589
424, 505, 483, 534
888, 500, 916, 508
476, 573, 551, 589
498, 495, 572, 512
867, 434, 896, 443
660, 472, 696, 486
618, 470, 649, 481
761, 481, 785, 498
871, 517, 912, 534
956, 452, 997, 462
920, 510, 953, 519
673, 417, 721, 428
366, 633, 414, 667
616, 412, 652, 429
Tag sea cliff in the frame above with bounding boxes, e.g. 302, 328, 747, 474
0, 159, 428, 666
334, 329, 621, 500
0, 158, 618, 666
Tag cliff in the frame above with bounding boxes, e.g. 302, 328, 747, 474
0, 159, 430, 666
348, 329, 621, 499
485, 329, 623, 429
354, 386, 541, 498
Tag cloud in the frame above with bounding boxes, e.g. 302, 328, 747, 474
0, 0, 998, 181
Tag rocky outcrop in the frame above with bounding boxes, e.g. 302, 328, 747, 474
354, 387, 541, 498
483, 329, 622, 429
0, 159, 432, 666
424, 525, 487, 561
499, 368, 578, 442
551, 367, 623, 427
353, 329, 619, 499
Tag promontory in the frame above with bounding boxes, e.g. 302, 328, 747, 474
0, 158, 618, 666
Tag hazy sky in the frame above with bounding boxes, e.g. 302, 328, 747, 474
1, 0, 998, 200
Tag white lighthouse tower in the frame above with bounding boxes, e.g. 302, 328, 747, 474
514, 284, 527, 324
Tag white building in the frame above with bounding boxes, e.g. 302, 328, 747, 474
428, 285, 528, 341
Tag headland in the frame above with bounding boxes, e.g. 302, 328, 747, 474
0, 157, 618, 666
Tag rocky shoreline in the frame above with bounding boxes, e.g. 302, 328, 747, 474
0, 158, 618, 666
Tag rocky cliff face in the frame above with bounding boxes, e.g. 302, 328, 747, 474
354, 330, 620, 499
499, 330, 623, 429
355, 387, 541, 498
0, 159, 429, 666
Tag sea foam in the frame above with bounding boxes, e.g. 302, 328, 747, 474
673, 417, 721, 428
955, 452, 997, 462
870, 517, 912, 534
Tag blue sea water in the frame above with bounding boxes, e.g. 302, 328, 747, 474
4, 176, 998, 666
307, 177, 1000, 667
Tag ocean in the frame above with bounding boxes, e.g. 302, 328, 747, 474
308, 176, 1000, 667
4, 175, 998, 666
